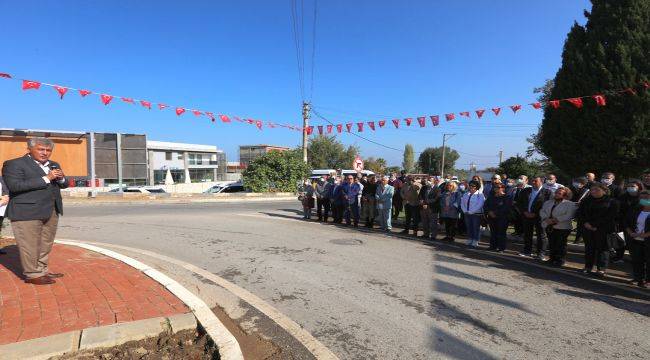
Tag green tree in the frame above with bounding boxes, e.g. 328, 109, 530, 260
242, 149, 310, 192
536, 0, 650, 178
417, 146, 460, 175
497, 156, 544, 179
402, 144, 415, 173
386, 166, 401, 174
307, 135, 359, 169
364, 157, 387, 174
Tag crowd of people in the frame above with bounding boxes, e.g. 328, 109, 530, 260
300, 170, 650, 288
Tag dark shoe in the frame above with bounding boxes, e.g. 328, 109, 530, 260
581, 268, 593, 275
47, 273, 64, 278
0, 249, 6, 255
25, 276, 56, 285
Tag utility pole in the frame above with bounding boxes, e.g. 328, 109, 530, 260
440, 133, 456, 177
302, 102, 311, 163
498, 150, 503, 165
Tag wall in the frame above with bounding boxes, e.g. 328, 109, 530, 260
0, 135, 88, 176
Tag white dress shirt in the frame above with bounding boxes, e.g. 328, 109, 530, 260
30, 156, 66, 185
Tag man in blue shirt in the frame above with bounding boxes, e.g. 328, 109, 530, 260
343, 174, 363, 227
516, 177, 552, 259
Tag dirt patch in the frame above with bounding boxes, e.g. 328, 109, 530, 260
211, 305, 284, 360
52, 329, 217, 360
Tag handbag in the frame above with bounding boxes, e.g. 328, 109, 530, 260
606, 232, 625, 252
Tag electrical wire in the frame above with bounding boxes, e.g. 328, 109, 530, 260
308, 0, 318, 101
290, 0, 305, 100
312, 109, 403, 151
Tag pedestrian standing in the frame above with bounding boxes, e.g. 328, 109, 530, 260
2, 138, 69, 284
612, 180, 644, 262
330, 176, 345, 224
571, 177, 591, 244
301, 180, 315, 219
579, 182, 619, 277
361, 175, 378, 228
485, 182, 512, 252
421, 176, 442, 240
343, 175, 363, 227
461, 181, 486, 248
509, 175, 530, 238
517, 177, 552, 259
600, 172, 622, 198
540, 187, 577, 266
439, 182, 462, 242
315, 175, 332, 222
625, 190, 650, 288
542, 173, 564, 194
391, 172, 405, 218
585, 172, 596, 189
376, 175, 394, 232
400, 176, 422, 236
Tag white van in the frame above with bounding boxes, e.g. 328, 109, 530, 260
310, 169, 337, 179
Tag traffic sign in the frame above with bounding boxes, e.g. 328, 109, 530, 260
353, 156, 364, 172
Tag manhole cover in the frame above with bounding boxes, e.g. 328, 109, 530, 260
329, 239, 363, 246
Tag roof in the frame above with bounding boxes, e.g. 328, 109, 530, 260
239, 144, 291, 149
0, 128, 88, 137
147, 140, 222, 153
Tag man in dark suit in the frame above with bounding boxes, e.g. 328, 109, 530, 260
2, 137, 68, 285
0, 176, 9, 254
517, 176, 552, 259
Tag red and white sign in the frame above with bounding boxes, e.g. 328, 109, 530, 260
353, 156, 364, 172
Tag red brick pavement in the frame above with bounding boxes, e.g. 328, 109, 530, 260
0, 243, 189, 345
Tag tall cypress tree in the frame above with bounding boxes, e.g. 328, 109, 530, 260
538, 0, 649, 178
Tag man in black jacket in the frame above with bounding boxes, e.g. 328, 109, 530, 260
517, 177, 552, 259
2, 137, 69, 285
0, 176, 8, 254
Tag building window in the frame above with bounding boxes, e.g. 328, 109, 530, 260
178, 153, 184, 160
165, 151, 172, 160
196, 154, 203, 165
209, 154, 218, 165
189, 168, 214, 182
188, 153, 196, 165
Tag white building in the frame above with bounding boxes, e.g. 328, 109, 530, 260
146, 140, 226, 185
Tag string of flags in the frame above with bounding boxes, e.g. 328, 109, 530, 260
1, 71, 647, 136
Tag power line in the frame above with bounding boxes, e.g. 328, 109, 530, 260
290, 0, 305, 99
312, 109, 403, 151
308, 0, 318, 101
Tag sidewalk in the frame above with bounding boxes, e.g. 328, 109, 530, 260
0, 239, 189, 346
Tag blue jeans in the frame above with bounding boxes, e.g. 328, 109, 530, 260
345, 202, 360, 225
465, 214, 482, 244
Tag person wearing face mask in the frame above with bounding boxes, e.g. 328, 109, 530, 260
390, 172, 404, 220
585, 172, 596, 189
315, 175, 332, 222
517, 177, 552, 259
484, 182, 512, 252
625, 190, 650, 288
343, 175, 363, 227
439, 181, 462, 242
418, 177, 434, 238
376, 175, 395, 232
542, 173, 564, 194
401, 176, 422, 236
540, 187, 577, 266
461, 181, 486, 248
361, 175, 378, 228
509, 175, 530, 238
600, 172, 621, 198
578, 182, 619, 277
483, 174, 502, 197
612, 180, 645, 263
571, 177, 591, 244
330, 176, 346, 224
301, 179, 315, 220
471, 175, 484, 194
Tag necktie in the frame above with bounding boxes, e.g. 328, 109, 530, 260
467, 193, 473, 212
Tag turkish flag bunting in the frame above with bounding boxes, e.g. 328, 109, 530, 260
346, 123, 353, 132
567, 98, 583, 108
378, 120, 386, 128
234, 117, 244, 122
255, 120, 263, 130
175, 107, 185, 116
368, 121, 375, 131
510, 104, 522, 113
445, 113, 455, 121
22, 80, 41, 90
158, 103, 168, 110
54, 85, 68, 99
459, 111, 470, 118
205, 112, 216, 121
317, 125, 323, 135
140, 100, 151, 109
336, 124, 343, 133
79, 89, 92, 97
405, 118, 413, 126
306, 126, 314, 135
219, 114, 231, 123
268, 122, 276, 128
475, 109, 485, 118
417, 117, 426, 127
327, 125, 333, 133
100, 94, 113, 105
531, 102, 542, 109
357, 122, 364, 132
430, 115, 439, 126
593, 94, 606, 106
392, 119, 400, 128
548, 100, 560, 109
192, 110, 203, 117
121, 97, 134, 104
0, 73, 11, 78
492, 107, 501, 116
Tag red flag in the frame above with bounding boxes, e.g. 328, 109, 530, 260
317, 125, 323, 135
567, 98, 583, 108
346, 123, 353, 132
121, 97, 134, 104
100, 94, 113, 105
475, 109, 485, 118
22, 80, 41, 90
417, 116, 426, 127
368, 121, 375, 131
158, 103, 168, 110
246, 119, 254, 124
326, 124, 333, 133
378, 120, 386, 128
336, 124, 343, 133
405, 118, 413, 126
192, 110, 203, 117
459, 111, 470, 118
593, 94, 606, 106
392, 119, 400, 128
140, 100, 151, 109
219, 114, 231, 123
79, 89, 92, 97
531, 102, 542, 109
255, 120, 263, 130
0, 73, 12, 78
175, 107, 185, 116
430, 115, 439, 126
53, 85, 68, 99
357, 122, 364, 132
548, 100, 560, 109
492, 107, 501, 116
306, 126, 314, 135
445, 113, 455, 121
510, 104, 522, 113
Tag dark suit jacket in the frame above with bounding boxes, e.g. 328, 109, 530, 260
2, 154, 68, 221
0, 176, 8, 196
516, 186, 551, 217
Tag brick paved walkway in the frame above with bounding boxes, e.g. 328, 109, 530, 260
0, 242, 189, 345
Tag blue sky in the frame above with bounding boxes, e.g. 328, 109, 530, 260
0, 1, 592, 168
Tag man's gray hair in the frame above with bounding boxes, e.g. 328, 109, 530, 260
27, 137, 54, 149
382, 175, 390, 181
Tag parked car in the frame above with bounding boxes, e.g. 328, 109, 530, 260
203, 183, 247, 194
107, 186, 166, 193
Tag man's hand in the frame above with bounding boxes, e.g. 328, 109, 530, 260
488, 211, 496, 218
47, 170, 59, 181
0, 195, 9, 206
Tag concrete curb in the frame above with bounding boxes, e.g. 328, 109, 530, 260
0, 315, 196, 360
63, 196, 297, 205
55, 240, 244, 360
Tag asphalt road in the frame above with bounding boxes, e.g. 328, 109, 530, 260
10, 200, 649, 359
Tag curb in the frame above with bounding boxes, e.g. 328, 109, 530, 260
0, 314, 196, 360
55, 240, 244, 360
62, 197, 297, 205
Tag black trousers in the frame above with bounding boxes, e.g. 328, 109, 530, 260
316, 198, 331, 221
404, 204, 421, 231
584, 229, 610, 271
523, 216, 547, 255
548, 229, 571, 263
442, 217, 457, 239
332, 203, 345, 223
629, 239, 650, 282
511, 210, 523, 235
488, 217, 508, 250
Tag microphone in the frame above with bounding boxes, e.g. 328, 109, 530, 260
50, 164, 60, 170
